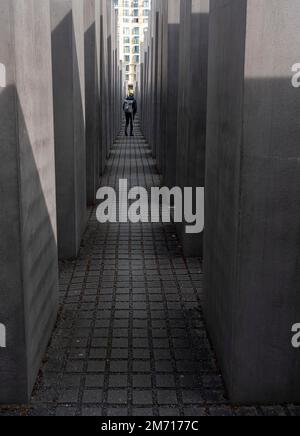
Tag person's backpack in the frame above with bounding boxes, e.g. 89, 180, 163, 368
124, 99, 134, 114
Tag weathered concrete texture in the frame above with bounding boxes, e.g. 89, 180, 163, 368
157, 0, 168, 177
110, 6, 120, 144
151, 4, 160, 159
95, 0, 102, 175
0, 0, 58, 403
99, 0, 110, 169
204, 0, 300, 404
164, 0, 181, 189
84, 0, 100, 206
105, 0, 112, 156
104, 0, 121, 156
51, 0, 87, 259
97, 0, 122, 175
140, 0, 208, 258
140, 0, 180, 184
176, 0, 209, 257
140, 2, 156, 156
153, 0, 164, 170
113, 10, 122, 143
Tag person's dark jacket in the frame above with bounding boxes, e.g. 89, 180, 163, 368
123, 96, 137, 118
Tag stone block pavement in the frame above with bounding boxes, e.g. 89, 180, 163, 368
0, 122, 299, 416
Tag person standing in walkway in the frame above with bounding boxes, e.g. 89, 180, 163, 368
123, 92, 137, 136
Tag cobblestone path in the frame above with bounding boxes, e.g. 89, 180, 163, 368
0, 123, 298, 417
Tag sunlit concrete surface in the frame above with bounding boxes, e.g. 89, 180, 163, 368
0, 0, 58, 404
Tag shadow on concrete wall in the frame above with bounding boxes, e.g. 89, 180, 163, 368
175, 10, 209, 258
152, 12, 160, 160
99, 13, 109, 173
51, 12, 87, 260
164, 22, 180, 190
204, 75, 300, 403
85, 21, 100, 206
0, 86, 58, 403
107, 34, 112, 158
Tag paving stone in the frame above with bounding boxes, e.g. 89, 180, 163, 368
87, 361, 106, 373
61, 375, 81, 388
209, 406, 236, 417
182, 390, 204, 405
89, 349, 107, 359
85, 375, 105, 388
184, 407, 207, 417
157, 390, 178, 406
107, 407, 129, 416
132, 360, 151, 373
235, 407, 260, 417
159, 407, 180, 417
133, 375, 152, 389
58, 389, 79, 404
107, 390, 128, 405
55, 406, 77, 416
288, 406, 300, 417
156, 375, 176, 389
111, 349, 129, 359
133, 408, 154, 417
82, 407, 103, 417
109, 375, 128, 388
82, 390, 103, 404
110, 361, 129, 373
261, 406, 288, 417
132, 390, 153, 406
155, 361, 173, 373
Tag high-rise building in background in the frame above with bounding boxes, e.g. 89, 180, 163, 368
114, 0, 151, 87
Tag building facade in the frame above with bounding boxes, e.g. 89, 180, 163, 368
114, 0, 151, 86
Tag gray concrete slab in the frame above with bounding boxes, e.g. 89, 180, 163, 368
164, 0, 181, 189
151, 4, 160, 159
105, 0, 112, 156
176, 0, 209, 257
154, 0, 164, 170
204, 0, 300, 404
99, 0, 110, 171
157, 0, 168, 177
0, 0, 58, 403
51, 0, 87, 259
95, 0, 102, 177
84, 0, 100, 206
